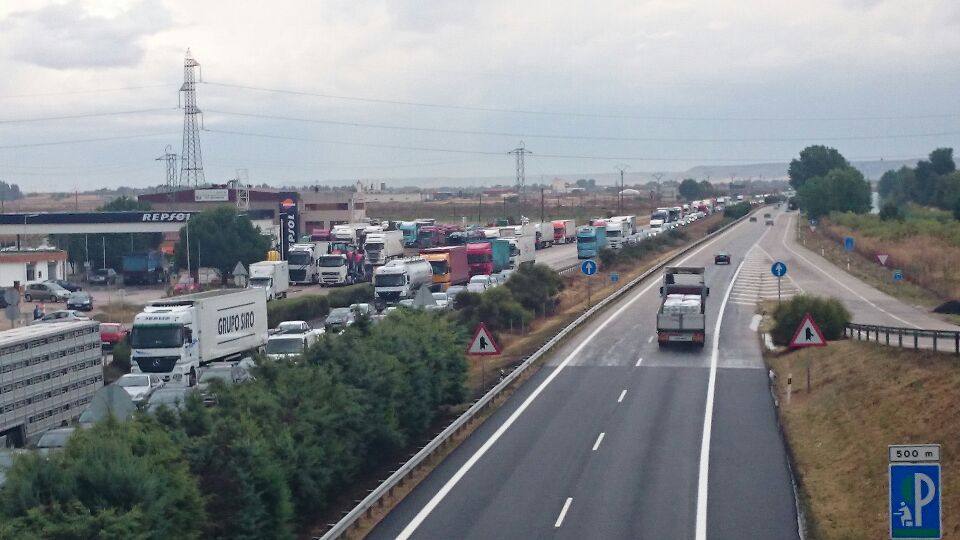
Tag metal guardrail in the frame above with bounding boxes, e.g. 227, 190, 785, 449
319, 210, 756, 539
845, 322, 960, 355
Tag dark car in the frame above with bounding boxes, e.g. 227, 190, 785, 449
66, 291, 93, 311
89, 268, 118, 285
748, 216, 758, 222
47, 279, 82, 292
714, 251, 731, 265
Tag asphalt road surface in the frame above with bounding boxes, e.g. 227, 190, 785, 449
370, 213, 799, 540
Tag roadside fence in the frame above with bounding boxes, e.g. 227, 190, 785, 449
845, 322, 960, 355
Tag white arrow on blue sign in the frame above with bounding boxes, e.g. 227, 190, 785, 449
581, 260, 598, 276
771, 261, 787, 277
894, 270, 904, 282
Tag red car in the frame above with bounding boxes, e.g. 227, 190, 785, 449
100, 323, 128, 347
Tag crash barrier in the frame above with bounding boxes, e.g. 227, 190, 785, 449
319, 208, 761, 539
845, 322, 960, 355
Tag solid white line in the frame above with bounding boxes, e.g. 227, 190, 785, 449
635, 356, 643, 367
395, 217, 752, 540
592, 432, 605, 451
617, 389, 627, 403
648, 335, 654, 343
554, 497, 573, 528
779, 214, 919, 328
695, 257, 748, 540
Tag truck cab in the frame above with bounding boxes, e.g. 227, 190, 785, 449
287, 243, 321, 285
130, 306, 197, 386
373, 257, 433, 303
400, 221, 420, 247
318, 254, 354, 286
576, 225, 607, 259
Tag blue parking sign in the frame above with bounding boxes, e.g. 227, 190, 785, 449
890, 463, 941, 539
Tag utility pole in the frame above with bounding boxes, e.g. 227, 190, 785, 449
477, 192, 482, 225
508, 141, 532, 218
178, 49, 205, 187
615, 165, 628, 215
156, 145, 178, 203
540, 188, 545, 223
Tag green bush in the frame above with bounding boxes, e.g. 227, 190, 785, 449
454, 287, 532, 333
504, 263, 564, 315
111, 340, 131, 373
771, 294, 851, 346
724, 202, 752, 219
326, 283, 374, 308
267, 295, 329, 327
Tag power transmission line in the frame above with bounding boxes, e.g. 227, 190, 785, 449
0, 132, 177, 150
0, 83, 174, 100
0, 108, 172, 125
201, 80, 960, 122
204, 108, 960, 142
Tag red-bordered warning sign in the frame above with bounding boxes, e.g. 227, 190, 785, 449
789, 313, 827, 348
467, 323, 501, 356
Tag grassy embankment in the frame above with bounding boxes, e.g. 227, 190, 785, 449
798, 208, 960, 320
768, 341, 960, 539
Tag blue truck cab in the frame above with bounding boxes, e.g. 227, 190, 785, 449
576, 225, 607, 259
400, 221, 419, 247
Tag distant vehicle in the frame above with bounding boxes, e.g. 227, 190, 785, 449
100, 322, 128, 347
35, 427, 75, 452
656, 267, 709, 347
287, 243, 325, 285
197, 363, 255, 405
420, 246, 470, 290
266, 330, 323, 360
467, 274, 493, 293
33, 310, 90, 324
364, 230, 404, 267
764, 213, 772, 218
116, 373, 163, 404
399, 221, 420, 247
24, 282, 70, 302
445, 285, 466, 303
146, 387, 196, 414
349, 303, 374, 317
605, 217, 634, 249
576, 225, 608, 259
66, 291, 93, 311
504, 225, 536, 268
172, 275, 199, 295
714, 252, 731, 265
318, 253, 360, 286
89, 268, 118, 285
765, 218, 775, 226
397, 299, 415, 308
749, 216, 758, 222
275, 320, 311, 334
465, 239, 511, 276
431, 292, 450, 309
121, 251, 167, 285
325, 307, 355, 332
46, 279, 81, 292
248, 260, 290, 301
373, 257, 433, 304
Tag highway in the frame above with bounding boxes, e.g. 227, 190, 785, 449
370, 212, 799, 539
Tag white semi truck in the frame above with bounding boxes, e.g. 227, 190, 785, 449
287, 243, 325, 285
364, 230, 404, 266
373, 257, 433, 304
656, 267, 710, 348
130, 289, 269, 387
504, 223, 536, 268
248, 260, 290, 301
605, 216, 635, 249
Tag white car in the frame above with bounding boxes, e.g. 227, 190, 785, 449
32, 309, 90, 325
467, 275, 493, 293
350, 303, 374, 317
116, 373, 163, 404
266, 330, 324, 360
275, 320, 311, 334
35, 427, 75, 453
431, 292, 450, 309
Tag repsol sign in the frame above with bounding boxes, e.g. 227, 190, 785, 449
141, 212, 191, 222
217, 311, 256, 335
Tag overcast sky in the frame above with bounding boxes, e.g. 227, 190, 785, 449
1, 0, 959, 191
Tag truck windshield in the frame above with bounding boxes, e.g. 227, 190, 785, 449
288, 252, 312, 265
130, 325, 183, 348
365, 242, 383, 251
652, 212, 668, 221
319, 256, 345, 267
249, 277, 271, 287
467, 253, 490, 264
428, 260, 449, 275
577, 234, 594, 243
606, 230, 622, 237
266, 337, 305, 355
375, 274, 406, 287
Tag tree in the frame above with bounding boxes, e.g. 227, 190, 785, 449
929, 147, 956, 176
504, 263, 565, 315
0, 181, 23, 202
879, 202, 903, 221
954, 195, 960, 221
788, 145, 849, 190
697, 180, 714, 198
678, 178, 701, 201
797, 166, 871, 219
174, 206, 271, 275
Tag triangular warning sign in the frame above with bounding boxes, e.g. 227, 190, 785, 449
467, 323, 501, 356
789, 313, 827, 348
877, 254, 889, 266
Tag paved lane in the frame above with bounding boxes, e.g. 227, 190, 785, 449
370, 213, 798, 540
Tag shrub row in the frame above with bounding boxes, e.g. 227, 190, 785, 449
598, 228, 688, 268
266, 283, 373, 327
0, 309, 467, 539
771, 294, 851, 345
453, 263, 564, 333
723, 201, 752, 219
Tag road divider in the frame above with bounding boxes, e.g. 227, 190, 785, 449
845, 322, 960, 355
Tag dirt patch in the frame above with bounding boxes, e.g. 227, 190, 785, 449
767, 341, 960, 539
92, 303, 144, 324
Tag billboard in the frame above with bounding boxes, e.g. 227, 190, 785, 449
194, 189, 230, 202
278, 193, 299, 259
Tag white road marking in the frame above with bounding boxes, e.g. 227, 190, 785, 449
592, 432, 605, 451
617, 389, 627, 403
395, 216, 754, 540
695, 257, 748, 540
554, 497, 573, 528
778, 213, 920, 329
648, 335, 654, 343
749, 314, 762, 332
635, 356, 643, 367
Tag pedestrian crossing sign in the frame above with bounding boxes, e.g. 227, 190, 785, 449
789, 313, 827, 348
467, 323, 501, 355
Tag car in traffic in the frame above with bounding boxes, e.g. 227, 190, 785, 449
431, 292, 450, 310
274, 320, 311, 334
100, 322, 128, 347
116, 373, 163, 404
467, 274, 493, 293
197, 363, 254, 406
324, 307, 355, 332
47, 279, 82, 292
714, 251, 731, 265
23, 282, 70, 302
350, 303, 374, 317
145, 387, 197, 414
445, 285, 466, 304
32, 309, 90, 324
66, 291, 94, 311
35, 427, 76, 454
765, 217, 775, 226
89, 268, 119, 285
748, 216, 758, 222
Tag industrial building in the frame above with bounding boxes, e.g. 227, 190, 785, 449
0, 249, 67, 288
0, 321, 103, 446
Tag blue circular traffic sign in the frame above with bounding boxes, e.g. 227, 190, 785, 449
771, 261, 787, 277
581, 259, 598, 276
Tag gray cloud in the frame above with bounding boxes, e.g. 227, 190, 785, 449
1, 1, 172, 69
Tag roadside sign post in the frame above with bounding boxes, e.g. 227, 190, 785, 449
878, 254, 889, 266
771, 261, 787, 305
894, 270, 904, 282
581, 259, 597, 309
467, 323, 502, 390
889, 444, 941, 539
844, 236, 855, 271
789, 313, 827, 348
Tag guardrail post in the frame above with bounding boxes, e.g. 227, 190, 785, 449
898, 329, 903, 347
844, 326, 848, 338
933, 332, 938, 352
885, 329, 890, 346
857, 327, 862, 340
914, 331, 919, 350
955, 332, 959, 356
